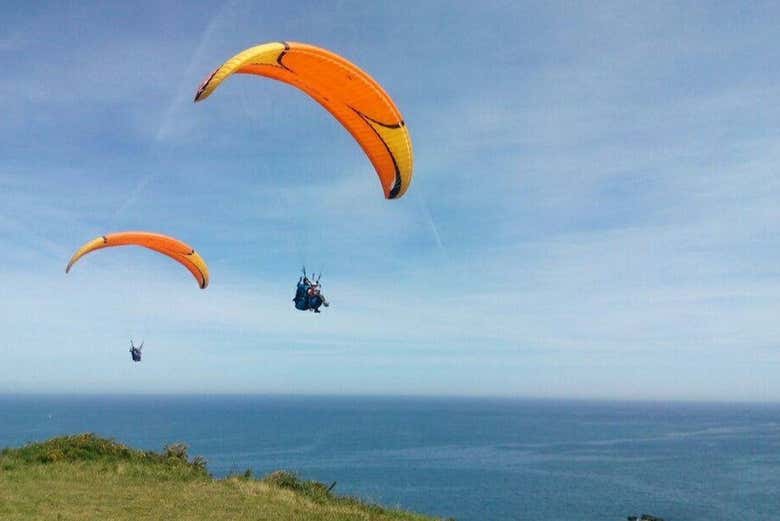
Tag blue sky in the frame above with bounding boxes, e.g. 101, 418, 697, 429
2, 1, 780, 400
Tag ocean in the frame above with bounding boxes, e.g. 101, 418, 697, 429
1, 395, 778, 520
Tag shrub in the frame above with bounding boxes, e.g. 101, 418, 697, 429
163, 442, 189, 461
191, 455, 208, 470
265, 471, 335, 502
1, 434, 209, 478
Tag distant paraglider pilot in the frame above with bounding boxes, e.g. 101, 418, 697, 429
130, 340, 143, 362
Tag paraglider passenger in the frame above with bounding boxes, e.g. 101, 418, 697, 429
308, 283, 329, 313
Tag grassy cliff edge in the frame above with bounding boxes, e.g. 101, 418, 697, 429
0, 433, 447, 521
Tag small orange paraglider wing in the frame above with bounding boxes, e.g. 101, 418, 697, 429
65, 231, 209, 289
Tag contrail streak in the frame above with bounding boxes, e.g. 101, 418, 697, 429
415, 191, 446, 255
116, 0, 240, 219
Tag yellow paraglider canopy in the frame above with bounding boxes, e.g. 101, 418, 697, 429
195, 41, 414, 199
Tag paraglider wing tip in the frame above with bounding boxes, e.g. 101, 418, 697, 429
194, 67, 220, 103
193, 84, 205, 102
387, 178, 403, 199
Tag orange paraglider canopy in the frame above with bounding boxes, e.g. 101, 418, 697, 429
194, 41, 413, 199
65, 232, 209, 289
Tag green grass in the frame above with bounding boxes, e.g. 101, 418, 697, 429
0, 434, 448, 521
